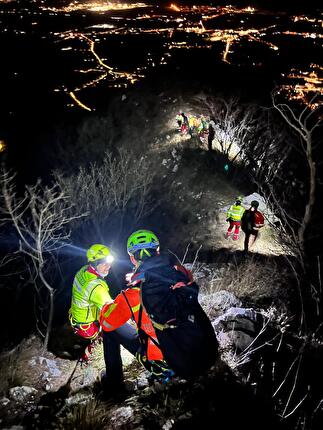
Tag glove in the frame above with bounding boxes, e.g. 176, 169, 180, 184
125, 272, 134, 283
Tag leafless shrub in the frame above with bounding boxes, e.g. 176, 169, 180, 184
252, 94, 322, 333
271, 93, 321, 257
54, 148, 156, 241
193, 95, 259, 161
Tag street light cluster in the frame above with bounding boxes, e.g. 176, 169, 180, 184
43, 2, 149, 13
281, 64, 323, 109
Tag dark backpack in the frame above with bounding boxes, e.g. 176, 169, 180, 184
141, 264, 199, 326
241, 209, 255, 233
137, 254, 219, 378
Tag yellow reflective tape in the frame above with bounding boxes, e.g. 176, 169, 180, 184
152, 321, 167, 331
103, 303, 117, 319
152, 320, 177, 331
73, 277, 83, 293
131, 304, 140, 313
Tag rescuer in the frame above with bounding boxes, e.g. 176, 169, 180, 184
99, 232, 173, 382
176, 112, 189, 134
69, 244, 141, 392
241, 200, 265, 253
226, 196, 245, 241
100, 230, 218, 379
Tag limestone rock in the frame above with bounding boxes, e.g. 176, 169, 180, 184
0, 397, 10, 406
9, 386, 38, 403
213, 307, 263, 352
109, 406, 134, 428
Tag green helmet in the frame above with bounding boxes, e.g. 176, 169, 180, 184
127, 230, 159, 255
251, 200, 259, 209
87, 244, 114, 264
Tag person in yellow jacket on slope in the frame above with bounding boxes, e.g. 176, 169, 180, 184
69, 244, 141, 393
226, 196, 245, 241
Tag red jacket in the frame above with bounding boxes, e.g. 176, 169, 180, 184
100, 286, 163, 361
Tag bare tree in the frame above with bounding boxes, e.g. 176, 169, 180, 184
194, 96, 259, 161
55, 148, 156, 242
272, 94, 321, 255
247, 95, 322, 331
0, 169, 84, 350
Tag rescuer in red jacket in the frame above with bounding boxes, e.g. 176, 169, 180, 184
100, 230, 177, 381
241, 200, 265, 253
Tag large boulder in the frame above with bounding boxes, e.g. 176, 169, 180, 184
213, 307, 264, 352
200, 290, 242, 320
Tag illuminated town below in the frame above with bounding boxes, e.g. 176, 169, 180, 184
0, 0, 322, 111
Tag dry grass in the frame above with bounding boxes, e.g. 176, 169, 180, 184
205, 257, 291, 308
58, 399, 110, 430
0, 337, 44, 395
0, 349, 21, 395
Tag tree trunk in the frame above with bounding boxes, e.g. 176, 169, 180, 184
298, 134, 316, 253
39, 268, 55, 352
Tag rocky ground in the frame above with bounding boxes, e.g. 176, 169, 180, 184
0, 251, 300, 429
0, 286, 288, 430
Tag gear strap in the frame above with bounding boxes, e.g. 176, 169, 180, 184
121, 290, 161, 350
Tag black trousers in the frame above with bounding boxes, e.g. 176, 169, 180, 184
243, 230, 259, 251
102, 322, 140, 386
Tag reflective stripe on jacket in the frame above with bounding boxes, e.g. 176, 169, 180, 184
70, 265, 112, 325
227, 204, 245, 221
100, 287, 163, 361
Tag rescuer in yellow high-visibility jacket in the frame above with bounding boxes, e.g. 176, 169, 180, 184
225, 197, 245, 241
70, 267, 111, 338
69, 244, 141, 392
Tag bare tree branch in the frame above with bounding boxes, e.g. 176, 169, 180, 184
272, 93, 321, 254
0, 167, 85, 351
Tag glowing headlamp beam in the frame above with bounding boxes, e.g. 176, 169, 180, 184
104, 255, 115, 264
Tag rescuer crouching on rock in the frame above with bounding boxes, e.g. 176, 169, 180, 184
69, 244, 141, 394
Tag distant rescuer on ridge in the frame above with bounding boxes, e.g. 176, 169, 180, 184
69, 244, 141, 391
241, 200, 265, 253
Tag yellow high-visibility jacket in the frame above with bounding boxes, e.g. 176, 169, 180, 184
70, 265, 112, 324
227, 204, 245, 222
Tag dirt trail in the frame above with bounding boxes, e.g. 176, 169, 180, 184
154, 127, 285, 260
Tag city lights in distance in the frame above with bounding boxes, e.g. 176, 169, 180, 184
1, 1, 320, 112
0, 139, 7, 153
43, 1, 149, 13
